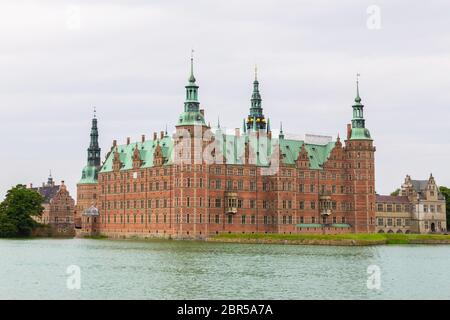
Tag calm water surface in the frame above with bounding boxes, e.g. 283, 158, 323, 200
0, 238, 449, 299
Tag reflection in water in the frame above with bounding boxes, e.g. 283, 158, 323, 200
0, 239, 448, 299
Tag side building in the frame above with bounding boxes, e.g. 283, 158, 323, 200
78, 59, 376, 238
375, 174, 447, 234
31, 175, 75, 237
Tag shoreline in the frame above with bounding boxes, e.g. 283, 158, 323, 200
3, 232, 450, 246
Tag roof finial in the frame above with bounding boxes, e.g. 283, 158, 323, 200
254, 64, 258, 81
165, 124, 168, 136
189, 49, 196, 83
355, 73, 361, 103
217, 115, 220, 129
93, 106, 96, 119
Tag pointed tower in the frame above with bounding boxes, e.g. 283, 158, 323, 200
349, 74, 371, 140
87, 111, 101, 167
246, 66, 267, 131
176, 52, 206, 127
80, 110, 101, 183
344, 75, 376, 233
76, 109, 102, 230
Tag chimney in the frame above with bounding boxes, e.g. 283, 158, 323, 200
126, 137, 130, 145
112, 140, 117, 147
200, 109, 205, 116
30, 183, 33, 188
160, 131, 164, 139
141, 134, 145, 143
153, 132, 157, 140
347, 124, 352, 140
235, 128, 240, 138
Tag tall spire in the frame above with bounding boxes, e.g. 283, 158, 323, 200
87, 109, 101, 167
183, 50, 200, 113
350, 74, 371, 140
246, 66, 266, 130
279, 122, 284, 139
47, 170, 54, 186
177, 51, 206, 127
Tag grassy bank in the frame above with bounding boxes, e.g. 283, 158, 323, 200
208, 232, 450, 246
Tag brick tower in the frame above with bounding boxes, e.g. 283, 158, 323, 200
344, 76, 376, 232
75, 110, 101, 229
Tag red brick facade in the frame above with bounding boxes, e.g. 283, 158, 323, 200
77, 68, 376, 238
77, 128, 375, 238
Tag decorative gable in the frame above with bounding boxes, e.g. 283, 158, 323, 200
132, 144, 142, 169
296, 144, 310, 168
153, 143, 165, 166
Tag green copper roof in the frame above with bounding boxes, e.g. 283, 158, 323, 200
350, 127, 372, 140
100, 136, 174, 173
99, 131, 337, 173
279, 139, 335, 169
177, 111, 207, 126
79, 165, 99, 184
296, 223, 323, 228
330, 223, 352, 228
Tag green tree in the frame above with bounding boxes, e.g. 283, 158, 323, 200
439, 186, 450, 230
0, 184, 44, 237
390, 188, 400, 196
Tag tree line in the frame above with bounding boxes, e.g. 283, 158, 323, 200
0, 185, 44, 237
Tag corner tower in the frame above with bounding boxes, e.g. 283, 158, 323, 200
76, 110, 102, 230
345, 75, 376, 233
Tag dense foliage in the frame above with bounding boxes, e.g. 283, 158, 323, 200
0, 185, 44, 237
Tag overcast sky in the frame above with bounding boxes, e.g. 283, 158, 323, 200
1, 0, 449, 198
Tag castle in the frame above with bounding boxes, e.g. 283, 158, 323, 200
76, 58, 378, 238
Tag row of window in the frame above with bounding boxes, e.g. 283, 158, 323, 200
377, 217, 411, 227
95, 213, 347, 225
37, 217, 73, 223
101, 198, 358, 211
423, 204, 442, 213
100, 162, 374, 182
101, 180, 374, 195
376, 203, 412, 213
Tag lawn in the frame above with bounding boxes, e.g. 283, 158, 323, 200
210, 232, 450, 245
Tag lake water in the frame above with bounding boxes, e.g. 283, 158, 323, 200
0, 238, 449, 299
